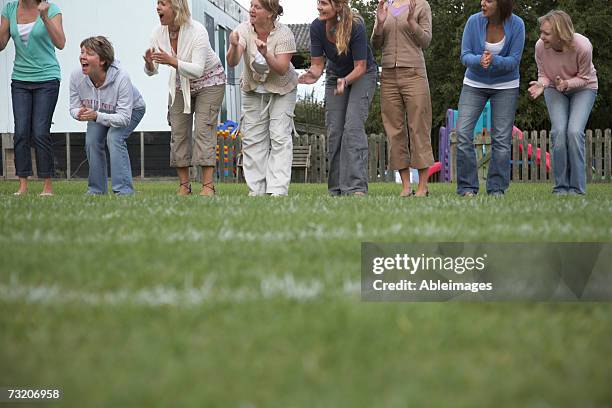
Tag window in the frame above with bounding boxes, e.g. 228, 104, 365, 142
205, 13, 215, 50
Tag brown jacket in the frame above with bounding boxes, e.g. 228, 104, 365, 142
371, 0, 432, 69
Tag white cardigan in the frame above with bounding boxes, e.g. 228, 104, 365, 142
145, 19, 222, 113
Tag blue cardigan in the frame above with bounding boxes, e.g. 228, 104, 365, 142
460, 12, 525, 85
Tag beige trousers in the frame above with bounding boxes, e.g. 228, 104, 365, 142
241, 89, 297, 195
381, 67, 434, 170
168, 85, 225, 167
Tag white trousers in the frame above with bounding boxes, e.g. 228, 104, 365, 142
241, 89, 297, 195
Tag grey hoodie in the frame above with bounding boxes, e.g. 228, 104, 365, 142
70, 62, 145, 128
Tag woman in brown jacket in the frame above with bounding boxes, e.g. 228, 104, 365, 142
372, 0, 434, 197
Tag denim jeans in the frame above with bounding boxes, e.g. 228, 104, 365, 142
544, 87, 597, 195
456, 85, 519, 195
85, 107, 145, 195
11, 79, 60, 178
325, 66, 377, 195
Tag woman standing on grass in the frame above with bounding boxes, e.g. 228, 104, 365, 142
0, 0, 65, 196
455, 0, 524, 197
144, 0, 226, 196
226, 0, 298, 197
299, 0, 377, 196
371, 0, 434, 197
528, 10, 597, 196
70, 36, 146, 195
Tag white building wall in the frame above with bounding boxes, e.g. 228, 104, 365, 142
0, 0, 246, 133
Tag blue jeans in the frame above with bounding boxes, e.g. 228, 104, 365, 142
85, 108, 145, 195
456, 85, 519, 195
11, 79, 60, 178
544, 87, 597, 195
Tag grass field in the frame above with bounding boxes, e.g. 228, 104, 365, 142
1, 181, 612, 407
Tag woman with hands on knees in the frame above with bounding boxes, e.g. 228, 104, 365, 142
226, 0, 298, 197
455, 0, 525, 197
70, 36, 146, 196
144, 0, 226, 196
299, 0, 377, 196
528, 10, 597, 195
0, 0, 65, 196
371, 0, 434, 197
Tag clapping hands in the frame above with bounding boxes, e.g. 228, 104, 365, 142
480, 50, 492, 69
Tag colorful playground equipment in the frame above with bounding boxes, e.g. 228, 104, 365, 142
436, 102, 550, 182
215, 120, 241, 179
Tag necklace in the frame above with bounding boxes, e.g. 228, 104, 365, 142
169, 30, 179, 40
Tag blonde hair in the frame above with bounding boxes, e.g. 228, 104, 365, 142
258, 0, 284, 21
329, 0, 362, 56
166, 0, 191, 27
538, 10, 575, 50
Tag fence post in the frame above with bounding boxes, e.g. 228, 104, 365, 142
521, 130, 528, 182
539, 130, 547, 182
586, 130, 593, 183
140, 132, 145, 180
605, 129, 611, 182
450, 131, 457, 183
65, 133, 71, 180
512, 132, 519, 182
595, 129, 603, 182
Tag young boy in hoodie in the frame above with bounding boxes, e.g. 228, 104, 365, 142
70, 36, 146, 195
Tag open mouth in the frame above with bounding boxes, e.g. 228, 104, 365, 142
81, 61, 90, 70
158, 12, 164, 21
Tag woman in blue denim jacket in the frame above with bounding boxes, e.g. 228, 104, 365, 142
456, 0, 525, 196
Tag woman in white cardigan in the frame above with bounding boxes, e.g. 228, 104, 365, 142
144, 0, 226, 196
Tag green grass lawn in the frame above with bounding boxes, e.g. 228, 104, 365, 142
1, 181, 612, 407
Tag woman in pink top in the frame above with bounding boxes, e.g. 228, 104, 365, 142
528, 10, 597, 195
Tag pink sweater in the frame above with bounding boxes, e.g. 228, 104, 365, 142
535, 33, 598, 91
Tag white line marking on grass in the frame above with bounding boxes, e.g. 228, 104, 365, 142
0, 275, 361, 307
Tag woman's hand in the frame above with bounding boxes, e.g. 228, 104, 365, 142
376, 0, 388, 27
37, 0, 50, 20
480, 50, 492, 69
143, 47, 156, 71
528, 81, 544, 100
143, 48, 154, 64
334, 77, 347, 96
406, 0, 417, 29
152, 49, 178, 68
298, 70, 319, 85
229, 30, 240, 47
555, 76, 569, 92
255, 39, 267, 58
77, 107, 98, 122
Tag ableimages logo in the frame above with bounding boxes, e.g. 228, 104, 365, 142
372, 253, 488, 275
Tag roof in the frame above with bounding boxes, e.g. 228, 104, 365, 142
288, 23, 310, 53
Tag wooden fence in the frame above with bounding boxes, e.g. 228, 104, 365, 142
215, 132, 394, 183
2, 129, 610, 183
448, 128, 611, 183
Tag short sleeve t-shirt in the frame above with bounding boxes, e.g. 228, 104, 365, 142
1, 1, 62, 81
309, 17, 375, 78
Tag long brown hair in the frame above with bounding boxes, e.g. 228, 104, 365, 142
331, 0, 361, 56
